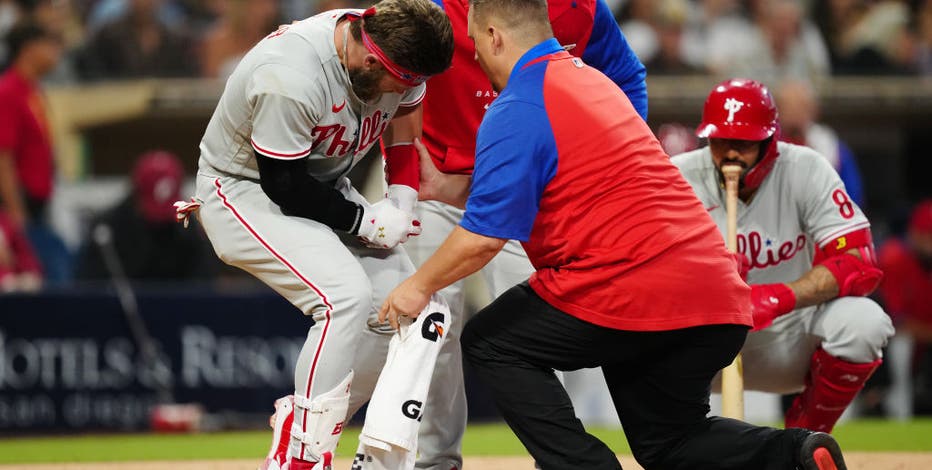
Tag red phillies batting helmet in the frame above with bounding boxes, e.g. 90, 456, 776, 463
696, 78, 781, 191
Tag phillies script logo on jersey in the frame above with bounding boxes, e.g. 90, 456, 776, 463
310, 110, 390, 157
737, 231, 807, 269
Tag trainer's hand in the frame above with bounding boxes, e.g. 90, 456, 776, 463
750, 283, 797, 331
415, 138, 443, 202
355, 200, 421, 249
380, 277, 431, 330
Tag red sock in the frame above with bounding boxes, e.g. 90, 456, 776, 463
290, 458, 314, 470
290, 452, 333, 470
785, 347, 881, 433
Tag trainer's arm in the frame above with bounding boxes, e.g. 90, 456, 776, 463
380, 226, 505, 329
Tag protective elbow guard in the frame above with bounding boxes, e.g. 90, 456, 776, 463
818, 253, 883, 297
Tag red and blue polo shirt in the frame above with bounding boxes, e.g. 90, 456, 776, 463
461, 39, 751, 331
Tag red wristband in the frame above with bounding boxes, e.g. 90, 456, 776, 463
383, 142, 419, 190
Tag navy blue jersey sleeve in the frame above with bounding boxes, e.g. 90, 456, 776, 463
460, 100, 558, 241
582, 0, 648, 120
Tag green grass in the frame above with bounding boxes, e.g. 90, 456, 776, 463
1, 420, 930, 463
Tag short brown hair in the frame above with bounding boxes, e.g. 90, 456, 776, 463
468, 0, 552, 42
350, 0, 454, 76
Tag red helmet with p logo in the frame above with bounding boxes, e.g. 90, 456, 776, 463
696, 78, 781, 190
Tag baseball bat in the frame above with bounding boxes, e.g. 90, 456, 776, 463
94, 224, 174, 404
720, 164, 744, 420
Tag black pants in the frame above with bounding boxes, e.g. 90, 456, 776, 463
461, 283, 810, 470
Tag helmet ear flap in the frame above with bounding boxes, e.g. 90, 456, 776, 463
743, 134, 780, 191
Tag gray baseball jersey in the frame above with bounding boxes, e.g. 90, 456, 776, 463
672, 141, 870, 287
673, 142, 892, 394
198, 9, 425, 183
193, 8, 430, 464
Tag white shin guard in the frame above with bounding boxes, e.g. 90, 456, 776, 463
290, 371, 354, 463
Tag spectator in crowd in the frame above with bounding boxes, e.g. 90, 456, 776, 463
78, 0, 196, 80
616, 0, 659, 64
916, 0, 932, 74
777, 79, 866, 206
644, 0, 701, 75
656, 122, 698, 156
18, 0, 84, 83
681, 0, 755, 73
0, 209, 41, 292
719, 0, 830, 86
878, 199, 932, 414
199, 0, 278, 79
0, 0, 19, 64
0, 20, 72, 283
76, 150, 216, 281
84, 0, 187, 33
814, 0, 913, 74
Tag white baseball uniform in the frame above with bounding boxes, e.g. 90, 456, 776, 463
672, 141, 894, 394
195, 9, 430, 463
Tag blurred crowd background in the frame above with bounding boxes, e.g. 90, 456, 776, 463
0, 0, 930, 429
1, 0, 931, 82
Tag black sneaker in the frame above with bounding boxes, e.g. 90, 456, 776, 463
798, 432, 847, 470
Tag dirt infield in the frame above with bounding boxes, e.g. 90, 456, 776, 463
2, 454, 932, 470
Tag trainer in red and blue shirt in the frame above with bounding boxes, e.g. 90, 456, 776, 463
461, 38, 751, 331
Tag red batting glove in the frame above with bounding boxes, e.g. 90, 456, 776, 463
732, 252, 750, 281
750, 283, 796, 331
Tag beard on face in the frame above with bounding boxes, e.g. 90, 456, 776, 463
716, 159, 749, 189
348, 65, 385, 102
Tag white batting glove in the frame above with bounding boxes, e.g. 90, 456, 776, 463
355, 199, 421, 249
386, 184, 418, 215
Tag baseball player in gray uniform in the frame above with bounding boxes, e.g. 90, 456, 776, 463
185, 2, 453, 469
672, 78, 895, 433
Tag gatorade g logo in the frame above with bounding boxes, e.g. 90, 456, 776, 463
724, 98, 745, 122
421, 312, 445, 342
351, 453, 371, 470
402, 399, 423, 421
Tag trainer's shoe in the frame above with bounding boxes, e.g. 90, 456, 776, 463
798, 432, 847, 470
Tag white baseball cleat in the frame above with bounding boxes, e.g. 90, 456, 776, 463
258, 395, 295, 470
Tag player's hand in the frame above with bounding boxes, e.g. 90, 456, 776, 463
335, 177, 372, 207
732, 252, 750, 281
386, 184, 418, 215
415, 138, 443, 202
355, 200, 421, 249
749, 283, 797, 331
379, 277, 431, 330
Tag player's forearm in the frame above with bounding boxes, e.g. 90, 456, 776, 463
0, 153, 26, 227
787, 247, 866, 308
383, 104, 422, 143
255, 153, 362, 232
786, 264, 839, 308
409, 225, 505, 294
